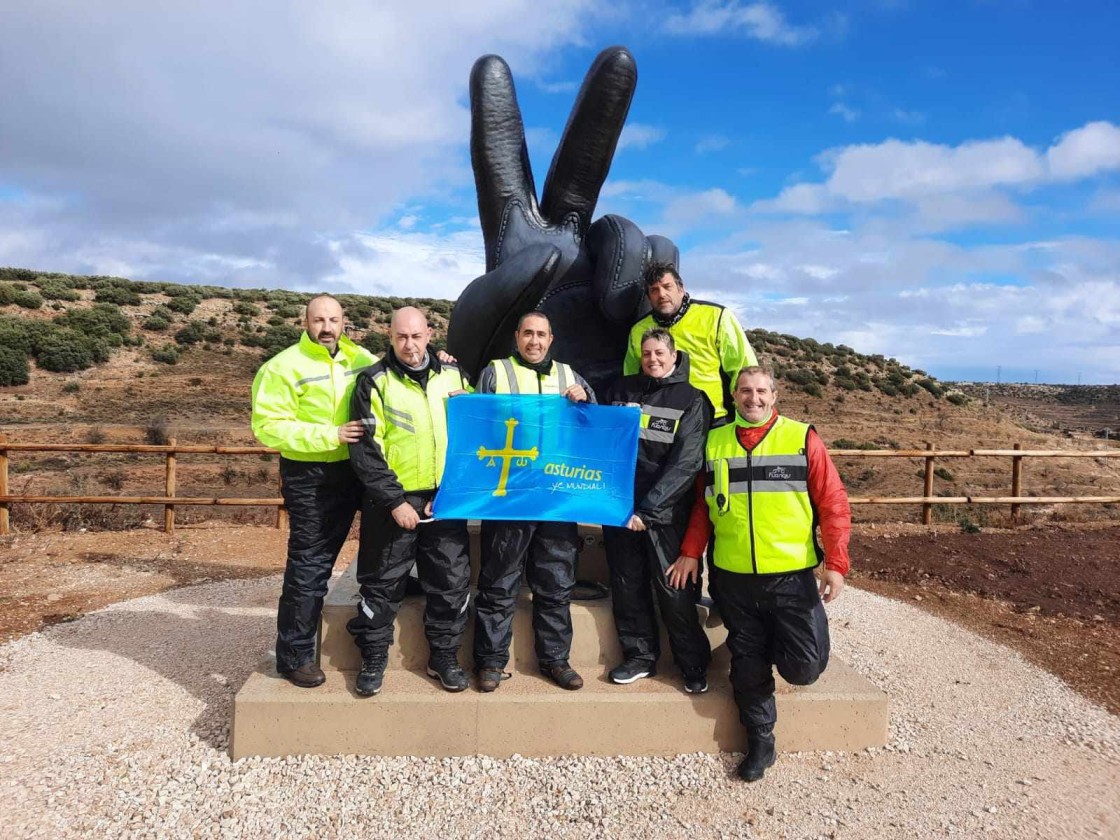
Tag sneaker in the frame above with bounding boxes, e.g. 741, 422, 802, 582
682, 667, 709, 694
477, 667, 510, 693
279, 661, 325, 689
540, 661, 584, 690
355, 651, 388, 697
609, 659, 656, 685
427, 652, 469, 692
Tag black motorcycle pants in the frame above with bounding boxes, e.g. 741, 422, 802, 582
473, 520, 578, 670
346, 492, 470, 656
710, 566, 831, 731
602, 524, 711, 672
275, 458, 363, 673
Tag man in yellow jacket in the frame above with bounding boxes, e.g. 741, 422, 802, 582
346, 307, 472, 696
250, 294, 377, 688
624, 262, 757, 426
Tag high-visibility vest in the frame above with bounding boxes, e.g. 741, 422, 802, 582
489, 356, 576, 395
625, 300, 756, 421
364, 362, 469, 492
250, 332, 377, 462
704, 415, 822, 575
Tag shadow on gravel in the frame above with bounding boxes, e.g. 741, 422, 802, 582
49, 577, 280, 750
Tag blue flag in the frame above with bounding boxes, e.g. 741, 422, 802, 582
433, 394, 639, 526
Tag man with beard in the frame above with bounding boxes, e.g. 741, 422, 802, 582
624, 262, 757, 426
251, 294, 377, 688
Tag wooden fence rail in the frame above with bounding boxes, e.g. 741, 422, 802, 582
0, 436, 1117, 536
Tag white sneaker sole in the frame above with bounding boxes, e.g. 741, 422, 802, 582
684, 683, 709, 694
610, 670, 653, 685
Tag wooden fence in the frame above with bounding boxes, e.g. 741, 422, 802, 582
0, 435, 1118, 535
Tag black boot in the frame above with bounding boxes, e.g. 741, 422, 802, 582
736, 727, 776, 782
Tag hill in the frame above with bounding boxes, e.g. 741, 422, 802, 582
1, 267, 1117, 533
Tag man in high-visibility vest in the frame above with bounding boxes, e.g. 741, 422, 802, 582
346, 306, 473, 696
251, 294, 378, 688
473, 311, 595, 692
679, 366, 851, 782
623, 262, 757, 426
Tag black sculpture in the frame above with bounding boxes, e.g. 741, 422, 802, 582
447, 46, 678, 396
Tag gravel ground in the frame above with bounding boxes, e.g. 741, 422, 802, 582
2, 577, 1117, 839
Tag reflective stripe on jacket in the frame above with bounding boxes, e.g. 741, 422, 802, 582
490, 356, 575, 394
349, 358, 470, 501
704, 415, 822, 574
624, 300, 756, 421
250, 332, 377, 462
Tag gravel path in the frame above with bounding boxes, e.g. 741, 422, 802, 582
2, 577, 1117, 839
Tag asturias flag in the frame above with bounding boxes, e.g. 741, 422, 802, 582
433, 394, 639, 526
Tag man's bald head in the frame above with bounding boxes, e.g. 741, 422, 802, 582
305, 295, 345, 354
390, 306, 433, 367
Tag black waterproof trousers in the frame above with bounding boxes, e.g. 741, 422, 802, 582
275, 458, 363, 673
710, 567, 831, 731
602, 524, 711, 672
347, 491, 470, 656
473, 520, 578, 670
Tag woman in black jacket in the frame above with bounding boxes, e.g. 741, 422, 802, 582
604, 328, 713, 693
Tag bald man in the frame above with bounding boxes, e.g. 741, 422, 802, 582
346, 307, 474, 695
251, 294, 378, 688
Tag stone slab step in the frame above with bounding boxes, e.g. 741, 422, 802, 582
320, 563, 726, 673
230, 660, 888, 760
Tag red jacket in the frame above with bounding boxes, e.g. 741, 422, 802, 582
680, 410, 851, 575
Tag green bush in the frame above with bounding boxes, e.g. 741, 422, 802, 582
94, 284, 141, 306
54, 303, 130, 340
166, 295, 200, 315
37, 277, 80, 301
144, 314, 171, 331
0, 316, 34, 355
150, 344, 180, 364
802, 382, 823, 397
233, 301, 259, 317
916, 378, 943, 398
62, 381, 80, 393
261, 324, 302, 359
946, 392, 969, 406
0, 345, 30, 386
934, 467, 955, 482
175, 321, 206, 345
830, 438, 879, 450
361, 331, 389, 355
12, 289, 43, 309
36, 330, 96, 372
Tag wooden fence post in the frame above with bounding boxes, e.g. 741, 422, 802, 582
276, 468, 288, 530
1010, 442, 1023, 524
0, 434, 9, 537
922, 442, 935, 526
164, 438, 176, 534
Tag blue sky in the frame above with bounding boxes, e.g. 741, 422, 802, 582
1, 1, 1118, 383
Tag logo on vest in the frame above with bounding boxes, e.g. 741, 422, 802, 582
766, 466, 792, 481
477, 417, 538, 497
648, 416, 674, 434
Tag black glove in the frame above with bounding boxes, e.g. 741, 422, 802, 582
447, 46, 679, 395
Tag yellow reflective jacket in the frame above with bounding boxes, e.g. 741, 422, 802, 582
250, 332, 377, 462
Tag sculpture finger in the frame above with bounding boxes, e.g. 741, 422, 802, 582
471, 54, 540, 254
647, 234, 679, 269
587, 214, 650, 325
447, 244, 560, 380
540, 46, 637, 231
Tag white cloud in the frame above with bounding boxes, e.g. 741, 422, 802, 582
828, 103, 860, 123
663, 1, 818, 46
695, 134, 731, 154
892, 108, 926, 125
1047, 121, 1120, 180
617, 123, 667, 151
327, 229, 485, 301
0, 1, 601, 286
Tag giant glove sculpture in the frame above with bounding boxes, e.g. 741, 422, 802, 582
447, 46, 678, 395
